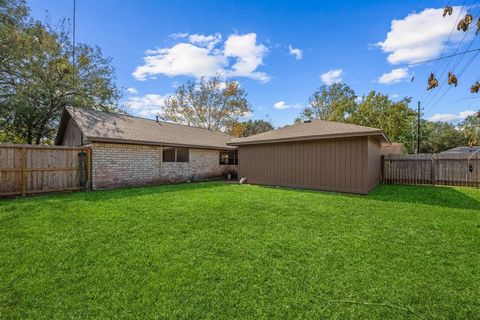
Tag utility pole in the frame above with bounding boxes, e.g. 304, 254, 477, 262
416, 101, 421, 154
72, 0, 76, 81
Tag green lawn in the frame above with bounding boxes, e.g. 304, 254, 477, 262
0, 182, 479, 319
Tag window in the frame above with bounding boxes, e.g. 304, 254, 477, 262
176, 148, 189, 162
163, 147, 189, 163
163, 148, 176, 162
219, 151, 238, 165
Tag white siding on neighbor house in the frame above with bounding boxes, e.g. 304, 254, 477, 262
90, 143, 237, 189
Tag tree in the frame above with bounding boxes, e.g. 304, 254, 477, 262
162, 76, 251, 131
298, 83, 357, 122
0, 0, 28, 26
229, 119, 274, 137
351, 91, 417, 152
0, 2, 120, 144
419, 121, 467, 153
460, 114, 480, 146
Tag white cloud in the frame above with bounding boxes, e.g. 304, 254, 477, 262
428, 110, 476, 122
126, 87, 138, 94
320, 69, 343, 85
377, 6, 468, 65
133, 43, 227, 81
224, 33, 270, 82
288, 45, 303, 60
133, 32, 270, 82
170, 32, 189, 39
378, 68, 411, 84
188, 33, 222, 49
125, 94, 169, 118
273, 101, 301, 110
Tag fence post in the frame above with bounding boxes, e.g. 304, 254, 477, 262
431, 154, 436, 186
477, 157, 480, 188
21, 146, 27, 197
86, 147, 92, 190
381, 155, 384, 183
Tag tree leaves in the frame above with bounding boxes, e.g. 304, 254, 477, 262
0, 1, 120, 144
162, 75, 251, 131
228, 119, 274, 137
299, 83, 357, 122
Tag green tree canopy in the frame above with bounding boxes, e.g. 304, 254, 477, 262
459, 114, 480, 146
298, 85, 418, 151
352, 91, 416, 151
0, 1, 120, 144
228, 119, 274, 137
162, 76, 251, 131
298, 83, 357, 122
419, 121, 468, 153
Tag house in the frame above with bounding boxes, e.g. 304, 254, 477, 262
228, 120, 390, 194
56, 107, 391, 194
441, 146, 480, 154
380, 142, 404, 155
56, 107, 238, 189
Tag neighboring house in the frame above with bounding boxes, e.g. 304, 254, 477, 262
381, 142, 404, 155
441, 146, 480, 154
56, 107, 237, 189
228, 120, 390, 194
56, 107, 392, 194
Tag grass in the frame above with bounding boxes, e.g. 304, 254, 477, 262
0, 182, 479, 319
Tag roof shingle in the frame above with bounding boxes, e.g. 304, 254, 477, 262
63, 107, 236, 150
228, 119, 388, 145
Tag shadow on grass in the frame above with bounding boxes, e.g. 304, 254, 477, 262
368, 184, 480, 210
0, 181, 229, 206
2, 181, 479, 211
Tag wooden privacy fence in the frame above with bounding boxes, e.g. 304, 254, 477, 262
383, 153, 480, 188
0, 144, 91, 197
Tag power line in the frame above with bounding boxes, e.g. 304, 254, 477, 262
419, 1, 467, 103
408, 47, 480, 66
72, 0, 76, 85
72, 0, 77, 71
425, 49, 480, 114
423, 7, 480, 110
431, 0, 464, 74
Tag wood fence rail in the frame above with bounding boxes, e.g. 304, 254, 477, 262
382, 153, 480, 188
0, 144, 91, 198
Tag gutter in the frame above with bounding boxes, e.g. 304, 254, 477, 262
87, 137, 237, 150
227, 131, 388, 146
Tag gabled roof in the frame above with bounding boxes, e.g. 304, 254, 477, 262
55, 106, 236, 150
441, 146, 480, 154
228, 119, 390, 146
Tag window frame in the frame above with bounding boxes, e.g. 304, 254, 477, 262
176, 147, 189, 163
162, 147, 176, 162
219, 150, 238, 165
162, 147, 190, 163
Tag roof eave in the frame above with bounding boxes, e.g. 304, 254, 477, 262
87, 137, 237, 150
227, 131, 386, 146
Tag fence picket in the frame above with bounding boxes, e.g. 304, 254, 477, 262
0, 144, 90, 197
382, 153, 480, 188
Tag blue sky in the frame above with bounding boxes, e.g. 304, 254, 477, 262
29, 0, 480, 127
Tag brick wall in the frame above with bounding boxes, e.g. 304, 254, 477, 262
91, 143, 237, 189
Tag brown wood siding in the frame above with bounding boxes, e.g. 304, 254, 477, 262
367, 137, 382, 191
237, 136, 370, 194
61, 119, 84, 146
